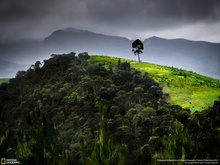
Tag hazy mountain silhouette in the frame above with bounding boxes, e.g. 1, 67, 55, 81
44, 28, 131, 55
143, 36, 220, 79
0, 58, 28, 78
0, 28, 219, 79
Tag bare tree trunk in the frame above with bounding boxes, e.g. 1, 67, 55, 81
137, 53, 141, 62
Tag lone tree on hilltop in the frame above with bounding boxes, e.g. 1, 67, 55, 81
132, 39, 144, 62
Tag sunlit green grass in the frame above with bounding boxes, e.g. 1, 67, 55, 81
130, 61, 220, 112
90, 55, 220, 112
163, 86, 220, 112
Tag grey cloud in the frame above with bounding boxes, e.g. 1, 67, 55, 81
0, 0, 220, 42
0, 0, 54, 21
85, 0, 220, 27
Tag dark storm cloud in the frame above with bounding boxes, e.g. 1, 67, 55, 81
0, 0, 57, 41
85, 0, 220, 29
0, 0, 220, 42
0, 0, 54, 21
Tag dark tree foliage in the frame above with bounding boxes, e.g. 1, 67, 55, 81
132, 39, 144, 62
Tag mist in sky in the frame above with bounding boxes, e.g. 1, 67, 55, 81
1, 0, 220, 43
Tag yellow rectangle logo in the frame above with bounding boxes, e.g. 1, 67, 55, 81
1, 158, 6, 165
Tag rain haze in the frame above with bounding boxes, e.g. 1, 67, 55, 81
1, 0, 220, 43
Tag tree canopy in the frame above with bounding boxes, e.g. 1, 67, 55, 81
132, 39, 144, 62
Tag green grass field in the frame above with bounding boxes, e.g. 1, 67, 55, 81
90, 55, 220, 112
0, 78, 9, 84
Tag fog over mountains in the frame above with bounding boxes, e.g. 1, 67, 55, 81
0, 28, 219, 79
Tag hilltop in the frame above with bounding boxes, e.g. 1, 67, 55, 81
89, 55, 220, 112
1, 55, 219, 112
0, 52, 219, 164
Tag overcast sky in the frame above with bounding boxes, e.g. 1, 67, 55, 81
1, 0, 220, 43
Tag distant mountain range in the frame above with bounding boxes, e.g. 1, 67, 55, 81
0, 28, 219, 79
143, 37, 220, 79
0, 58, 28, 78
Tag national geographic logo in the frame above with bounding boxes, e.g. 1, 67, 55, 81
0, 158, 5, 165
1, 158, 20, 164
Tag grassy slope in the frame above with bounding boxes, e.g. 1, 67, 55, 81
90, 55, 220, 112
0, 78, 9, 84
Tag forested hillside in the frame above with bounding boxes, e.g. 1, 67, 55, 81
0, 52, 220, 164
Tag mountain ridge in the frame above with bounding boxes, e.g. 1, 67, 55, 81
45, 28, 130, 41
0, 27, 219, 79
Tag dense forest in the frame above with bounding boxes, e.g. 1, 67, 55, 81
0, 52, 220, 164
